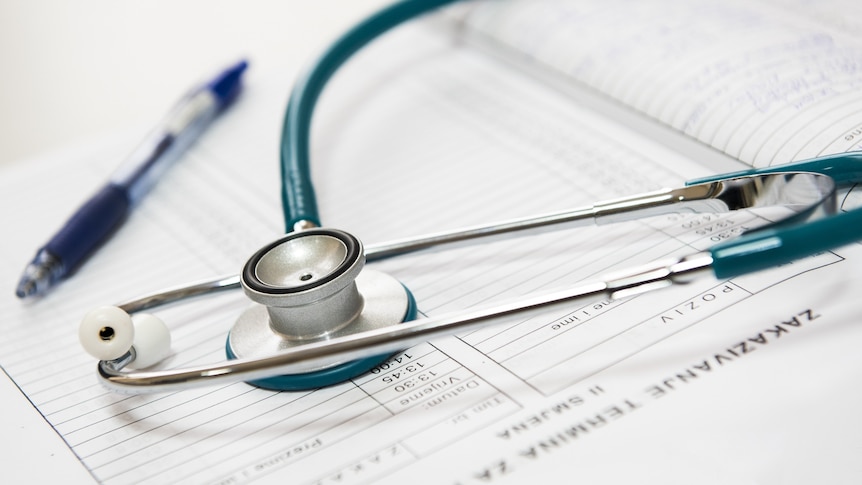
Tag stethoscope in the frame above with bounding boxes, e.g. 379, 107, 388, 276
79, 0, 862, 393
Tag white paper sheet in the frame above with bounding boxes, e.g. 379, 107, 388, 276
2, 9, 862, 485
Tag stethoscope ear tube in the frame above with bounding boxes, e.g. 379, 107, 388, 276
710, 206, 862, 279
87, 168, 851, 392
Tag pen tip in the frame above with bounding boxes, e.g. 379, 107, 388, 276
16, 250, 61, 300
15, 280, 36, 299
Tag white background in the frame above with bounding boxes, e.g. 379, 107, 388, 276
0, 0, 389, 167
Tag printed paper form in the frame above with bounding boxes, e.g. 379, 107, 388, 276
463, 0, 862, 168
2, 13, 862, 485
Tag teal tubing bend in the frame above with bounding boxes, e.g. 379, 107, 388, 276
686, 152, 862, 187
710, 207, 862, 279
279, 0, 461, 231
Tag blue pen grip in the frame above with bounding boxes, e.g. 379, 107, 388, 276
710, 207, 862, 279
45, 184, 130, 272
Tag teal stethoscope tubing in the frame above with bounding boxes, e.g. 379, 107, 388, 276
690, 151, 862, 278
279, 0, 862, 281
280, 0, 461, 230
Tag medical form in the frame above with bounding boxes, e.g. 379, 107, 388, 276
2, 0, 862, 483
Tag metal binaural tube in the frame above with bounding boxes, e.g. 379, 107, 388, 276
97, 252, 714, 393
366, 172, 834, 260
110, 172, 834, 313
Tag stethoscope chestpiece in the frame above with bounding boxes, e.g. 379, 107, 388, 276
229, 228, 416, 390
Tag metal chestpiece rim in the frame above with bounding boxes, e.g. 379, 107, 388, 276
227, 228, 415, 390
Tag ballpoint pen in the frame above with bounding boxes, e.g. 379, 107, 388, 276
15, 60, 248, 299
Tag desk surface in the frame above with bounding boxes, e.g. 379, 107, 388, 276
0, 0, 389, 167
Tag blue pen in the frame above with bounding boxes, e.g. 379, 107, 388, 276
16, 60, 248, 299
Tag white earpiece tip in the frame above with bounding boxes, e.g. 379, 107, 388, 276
127, 313, 171, 369
80, 306, 134, 360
